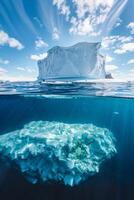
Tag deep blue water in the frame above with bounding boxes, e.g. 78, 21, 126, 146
0, 81, 134, 200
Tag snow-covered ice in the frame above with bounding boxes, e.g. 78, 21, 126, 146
38, 42, 106, 81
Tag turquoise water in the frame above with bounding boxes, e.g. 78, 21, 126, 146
0, 81, 134, 200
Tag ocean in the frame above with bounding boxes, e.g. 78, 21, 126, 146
0, 81, 134, 200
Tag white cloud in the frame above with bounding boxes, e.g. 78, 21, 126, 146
17, 67, 36, 73
69, 16, 98, 36
17, 67, 25, 71
73, 0, 115, 18
125, 71, 134, 79
106, 56, 113, 63
127, 22, 134, 34
0, 66, 36, 81
102, 35, 134, 56
0, 30, 24, 50
35, 38, 48, 49
102, 36, 117, 49
0, 58, 9, 65
30, 53, 48, 61
114, 49, 125, 54
115, 18, 122, 28
52, 27, 60, 40
102, 35, 133, 49
0, 67, 8, 74
69, 0, 115, 36
105, 65, 118, 71
0, 67, 8, 80
27, 69, 36, 73
128, 59, 134, 64
129, 69, 134, 72
119, 36, 133, 43
52, 0, 127, 37
0, 75, 36, 82
53, 0, 70, 20
114, 43, 134, 54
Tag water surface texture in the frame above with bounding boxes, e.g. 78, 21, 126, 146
0, 81, 134, 200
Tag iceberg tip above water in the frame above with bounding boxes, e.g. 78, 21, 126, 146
37, 42, 106, 81
0, 121, 116, 186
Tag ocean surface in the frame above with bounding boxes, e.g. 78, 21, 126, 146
0, 80, 134, 200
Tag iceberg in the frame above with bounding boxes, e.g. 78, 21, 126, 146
0, 121, 116, 186
37, 42, 106, 81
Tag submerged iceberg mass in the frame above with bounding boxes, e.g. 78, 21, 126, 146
38, 42, 106, 81
0, 121, 116, 186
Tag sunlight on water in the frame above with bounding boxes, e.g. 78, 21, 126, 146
0, 81, 134, 98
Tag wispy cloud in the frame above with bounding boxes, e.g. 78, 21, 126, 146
53, 0, 70, 20
129, 69, 134, 72
16, 67, 25, 71
38, 0, 54, 34
33, 17, 43, 28
101, 0, 128, 36
17, 67, 36, 73
27, 69, 36, 73
114, 42, 134, 54
114, 18, 122, 28
0, 30, 24, 50
35, 38, 49, 49
0, 58, 9, 65
102, 35, 133, 50
0, 67, 8, 74
30, 53, 48, 61
69, 0, 114, 36
128, 59, 134, 64
0, 67, 8, 80
52, 27, 60, 40
69, 16, 96, 36
0, 0, 128, 44
0, 74, 36, 81
0, 2, 18, 36
12, 0, 38, 35
105, 65, 118, 71
66, 0, 127, 37
106, 56, 113, 63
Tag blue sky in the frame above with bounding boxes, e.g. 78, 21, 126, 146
0, 0, 134, 81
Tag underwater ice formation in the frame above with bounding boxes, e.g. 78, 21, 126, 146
0, 121, 116, 186
38, 42, 106, 81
